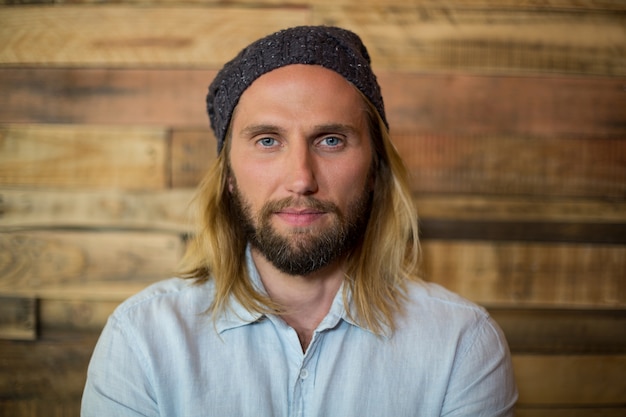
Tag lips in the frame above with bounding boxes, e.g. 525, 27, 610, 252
274, 208, 326, 227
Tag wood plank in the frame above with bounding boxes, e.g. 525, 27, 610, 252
377, 74, 626, 137
489, 308, 626, 354
395, 133, 626, 199
513, 354, 626, 405
419, 219, 626, 244
0, 188, 195, 232
0, 124, 168, 190
0, 332, 623, 407
0, 400, 81, 417
171, 129, 216, 188
39, 298, 120, 333
0, 68, 213, 126
421, 240, 626, 308
32, 295, 626, 354
2, 0, 625, 11
316, 6, 626, 75
0, 7, 310, 67
0, 6, 622, 75
0, 231, 183, 291
2, 70, 624, 138
3, 188, 624, 243
0, 332, 97, 401
414, 195, 626, 223
515, 409, 626, 417
0, 296, 36, 340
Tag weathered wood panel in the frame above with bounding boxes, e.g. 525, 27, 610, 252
171, 129, 216, 188
490, 308, 626, 354
1, 6, 623, 75
33, 297, 626, 354
0, 231, 183, 291
396, 133, 625, 199
1, 231, 622, 308
3, 189, 625, 240
414, 195, 626, 223
513, 354, 626, 405
0, 7, 310, 67
0, 333, 97, 402
1, 332, 623, 411
419, 218, 626, 244
515, 409, 626, 417
2, 0, 625, 11
0, 124, 168, 189
0, 68, 213, 126
378, 73, 626, 137
2, 70, 624, 136
0, 296, 36, 340
316, 6, 626, 75
0, 188, 195, 232
421, 240, 626, 307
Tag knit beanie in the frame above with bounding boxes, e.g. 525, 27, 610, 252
207, 25, 388, 154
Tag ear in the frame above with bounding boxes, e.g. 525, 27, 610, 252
227, 175, 234, 193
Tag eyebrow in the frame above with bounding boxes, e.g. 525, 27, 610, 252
239, 123, 359, 138
239, 124, 285, 138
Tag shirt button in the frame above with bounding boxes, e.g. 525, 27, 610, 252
299, 368, 309, 380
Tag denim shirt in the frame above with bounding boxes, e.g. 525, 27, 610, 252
82, 252, 517, 416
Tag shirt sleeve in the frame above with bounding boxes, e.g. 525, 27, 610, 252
441, 314, 518, 417
81, 315, 159, 417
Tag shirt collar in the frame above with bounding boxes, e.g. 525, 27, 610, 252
214, 246, 375, 335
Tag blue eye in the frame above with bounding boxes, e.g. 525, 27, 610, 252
321, 136, 342, 147
258, 137, 276, 147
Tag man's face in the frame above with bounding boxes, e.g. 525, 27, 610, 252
228, 64, 375, 276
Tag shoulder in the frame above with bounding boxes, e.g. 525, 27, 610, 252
111, 277, 215, 323
405, 279, 488, 316
398, 279, 501, 341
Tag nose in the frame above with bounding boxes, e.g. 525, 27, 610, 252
285, 142, 318, 196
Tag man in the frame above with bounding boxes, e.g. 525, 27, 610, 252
82, 26, 517, 416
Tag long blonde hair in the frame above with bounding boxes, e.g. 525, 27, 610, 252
179, 95, 421, 335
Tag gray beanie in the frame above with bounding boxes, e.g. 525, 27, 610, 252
207, 25, 388, 154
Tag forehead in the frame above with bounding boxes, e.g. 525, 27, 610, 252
231, 65, 367, 130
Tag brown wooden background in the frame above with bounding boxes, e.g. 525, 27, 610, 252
0, 1, 625, 416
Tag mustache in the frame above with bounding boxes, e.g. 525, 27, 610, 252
260, 196, 340, 218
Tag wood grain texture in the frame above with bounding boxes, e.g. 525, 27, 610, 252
489, 308, 626, 354
0, 188, 195, 232
0, 231, 183, 291
316, 6, 626, 75
2, 0, 625, 10
0, 7, 310, 67
0, 68, 214, 126
0, 296, 36, 340
3, 188, 624, 238
515, 409, 626, 417
32, 296, 626, 354
377, 73, 626, 137
171, 129, 216, 188
0, 124, 168, 189
0, 331, 623, 409
421, 240, 626, 307
2, 69, 623, 137
513, 354, 626, 405
395, 133, 626, 198
1, 6, 623, 75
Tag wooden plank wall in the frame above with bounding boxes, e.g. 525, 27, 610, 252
0, 1, 625, 415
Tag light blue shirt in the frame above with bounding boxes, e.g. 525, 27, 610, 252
82, 252, 517, 416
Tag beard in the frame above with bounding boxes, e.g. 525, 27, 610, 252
229, 179, 372, 276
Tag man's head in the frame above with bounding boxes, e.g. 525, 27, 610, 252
227, 64, 375, 276
183, 25, 419, 333
205, 26, 389, 277
206, 25, 388, 154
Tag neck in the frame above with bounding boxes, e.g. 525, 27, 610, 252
250, 248, 345, 351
